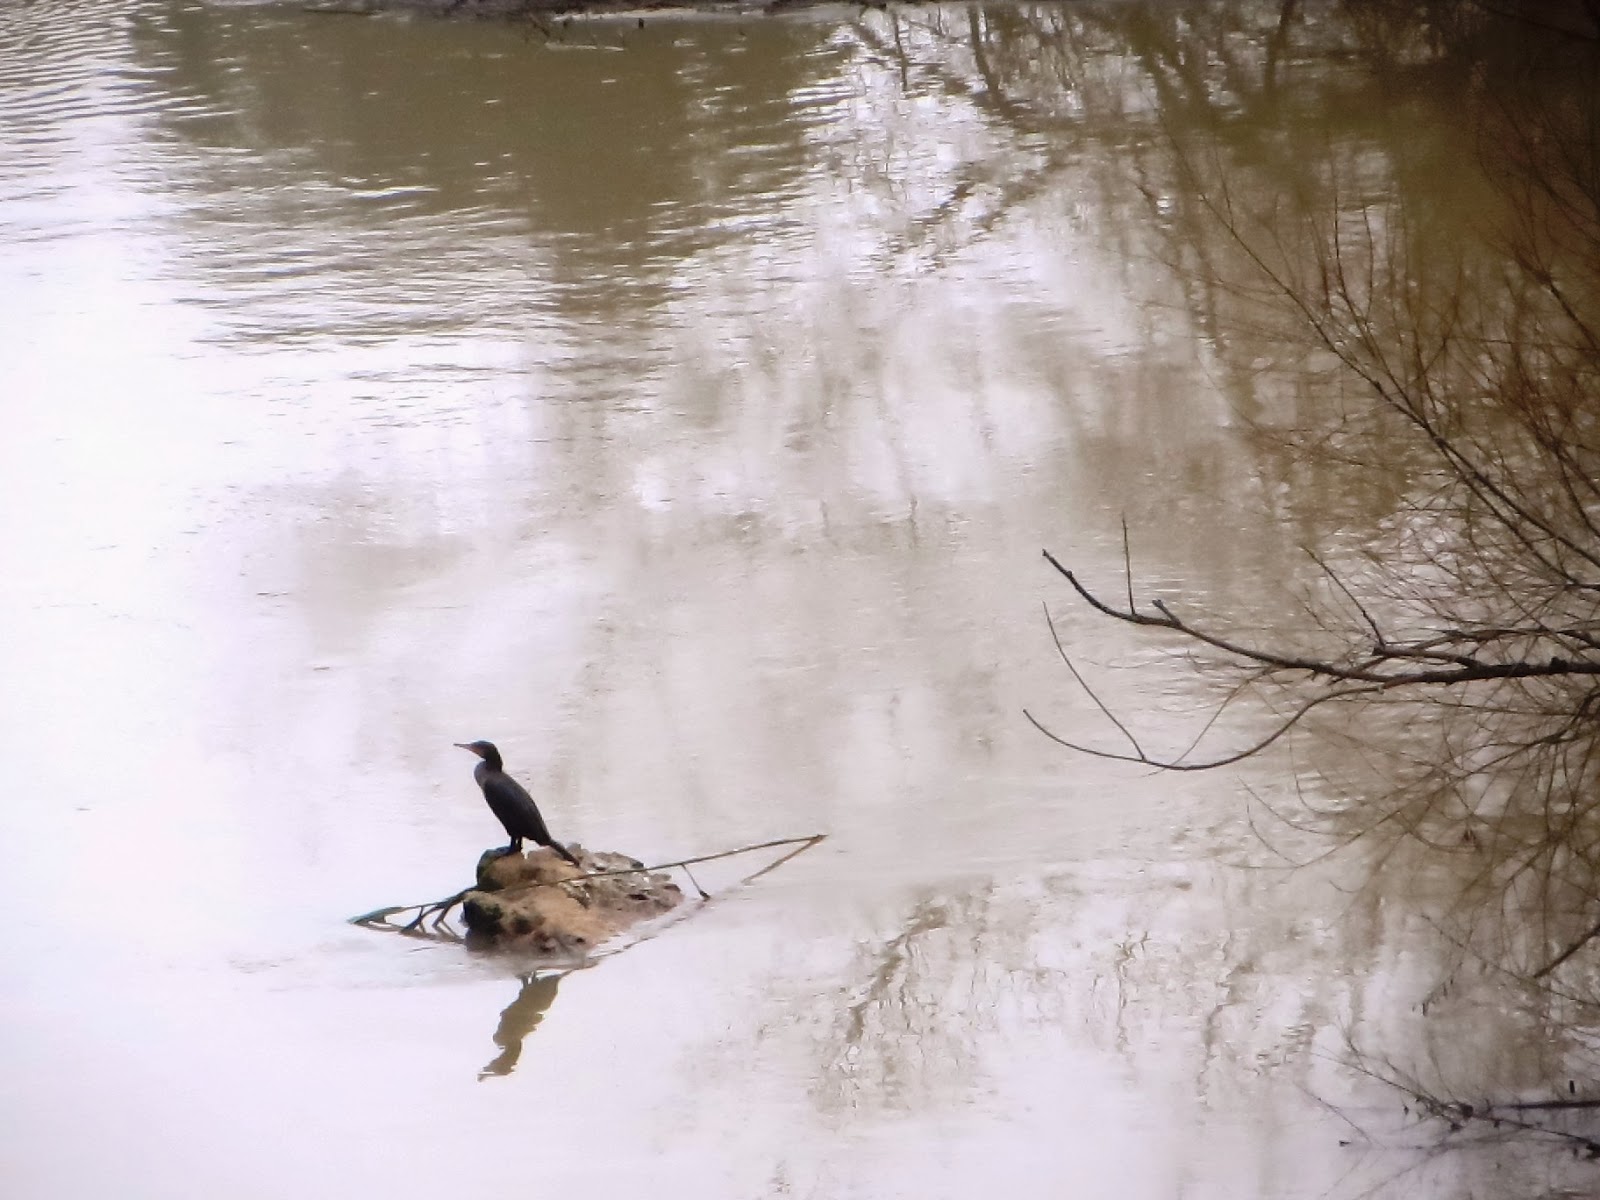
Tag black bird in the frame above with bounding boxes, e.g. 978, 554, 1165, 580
454, 740, 581, 866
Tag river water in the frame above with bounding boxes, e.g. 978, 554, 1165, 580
0, 3, 1590, 1198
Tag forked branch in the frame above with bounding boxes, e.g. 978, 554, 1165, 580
1042, 547, 1600, 688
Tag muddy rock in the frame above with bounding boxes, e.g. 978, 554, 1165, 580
460, 846, 685, 954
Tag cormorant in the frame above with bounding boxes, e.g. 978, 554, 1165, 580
454, 740, 581, 866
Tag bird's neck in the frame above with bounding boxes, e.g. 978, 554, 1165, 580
481, 750, 503, 771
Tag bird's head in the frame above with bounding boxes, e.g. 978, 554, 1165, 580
454, 740, 502, 768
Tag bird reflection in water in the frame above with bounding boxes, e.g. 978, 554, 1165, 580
478, 972, 564, 1080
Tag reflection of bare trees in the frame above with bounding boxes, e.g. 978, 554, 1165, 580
806, 870, 1343, 1114
1034, 4, 1600, 997
823, 895, 983, 1106
776, 857, 1600, 1193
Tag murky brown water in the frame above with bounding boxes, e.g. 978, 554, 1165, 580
2, 3, 1593, 1197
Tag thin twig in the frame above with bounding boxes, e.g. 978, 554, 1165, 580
1023, 684, 1381, 771
1122, 515, 1136, 614
1305, 545, 1386, 648
1042, 601, 1145, 758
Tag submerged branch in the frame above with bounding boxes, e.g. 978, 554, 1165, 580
351, 834, 827, 936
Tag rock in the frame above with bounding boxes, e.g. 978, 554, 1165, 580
459, 846, 685, 955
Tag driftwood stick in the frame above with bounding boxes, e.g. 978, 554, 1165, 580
505, 834, 827, 894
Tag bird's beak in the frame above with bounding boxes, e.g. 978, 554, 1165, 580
453, 742, 475, 753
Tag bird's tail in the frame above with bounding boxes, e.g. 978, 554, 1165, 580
554, 842, 581, 868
